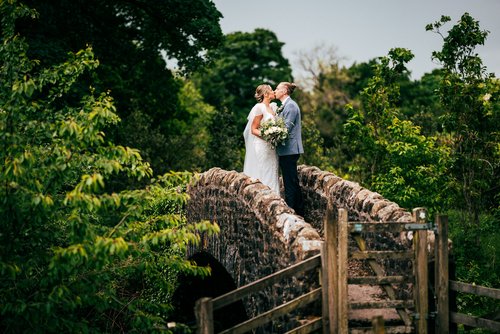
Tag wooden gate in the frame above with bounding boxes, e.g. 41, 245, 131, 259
324, 206, 431, 333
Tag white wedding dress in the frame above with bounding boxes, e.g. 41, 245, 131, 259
243, 103, 280, 194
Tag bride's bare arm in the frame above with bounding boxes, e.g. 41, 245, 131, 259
251, 115, 263, 137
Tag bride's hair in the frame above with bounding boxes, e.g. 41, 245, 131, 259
254, 84, 272, 103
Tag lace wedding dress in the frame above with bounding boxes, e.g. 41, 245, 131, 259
243, 103, 280, 194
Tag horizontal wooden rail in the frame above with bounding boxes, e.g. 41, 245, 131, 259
284, 317, 322, 334
450, 280, 500, 299
212, 254, 321, 309
448, 280, 500, 332
451, 312, 500, 332
350, 325, 413, 334
348, 275, 408, 285
219, 288, 322, 334
350, 300, 414, 310
351, 250, 413, 260
348, 222, 408, 233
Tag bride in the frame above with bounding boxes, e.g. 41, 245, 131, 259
243, 84, 280, 194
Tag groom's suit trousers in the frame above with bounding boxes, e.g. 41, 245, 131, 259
279, 154, 304, 216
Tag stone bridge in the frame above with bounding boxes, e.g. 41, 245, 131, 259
180, 165, 416, 330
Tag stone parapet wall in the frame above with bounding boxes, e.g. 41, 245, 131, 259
298, 165, 413, 236
186, 167, 322, 321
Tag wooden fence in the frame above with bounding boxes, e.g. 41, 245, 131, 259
195, 253, 323, 334
194, 208, 499, 333
433, 216, 500, 333
449, 280, 500, 331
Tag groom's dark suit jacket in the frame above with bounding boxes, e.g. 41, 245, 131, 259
276, 97, 303, 156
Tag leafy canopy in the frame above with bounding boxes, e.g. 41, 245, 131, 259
15, 0, 224, 175
427, 13, 500, 224
344, 48, 451, 212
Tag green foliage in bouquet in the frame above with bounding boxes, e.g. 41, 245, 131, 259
0, 2, 218, 332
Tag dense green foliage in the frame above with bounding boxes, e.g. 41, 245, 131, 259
1, 2, 218, 332
14, 0, 224, 174
344, 48, 451, 212
195, 29, 292, 119
428, 14, 500, 225
448, 210, 500, 331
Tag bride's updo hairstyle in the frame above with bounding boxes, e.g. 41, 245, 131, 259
254, 84, 272, 103
280, 82, 297, 95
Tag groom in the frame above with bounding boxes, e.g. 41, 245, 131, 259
274, 82, 304, 216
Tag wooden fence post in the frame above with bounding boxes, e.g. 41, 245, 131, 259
413, 207, 429, 334
321, 242, 331, 334
323, 202, 338, 334
195, 297, 214, 334
372, 315, 385, 334
338, 208, 349, 333
435, 214, 450, 333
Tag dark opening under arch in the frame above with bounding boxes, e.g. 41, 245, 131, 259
171, 251, 248, 332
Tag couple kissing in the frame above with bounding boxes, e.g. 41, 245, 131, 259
243, 82, 304, 217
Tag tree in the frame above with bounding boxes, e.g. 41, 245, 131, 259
1, 2, 217, 331
197, 29, 292, 117
427, 15, 500, 315
344, 48, 451, 212
293, 44, 356, 175
345, 60, 377, 98
295, 44, 352, 149
399, 69, 444, 135
203, 106, 241, 171
427, 13, 500, 226
346, 60, 445, 138
15, 0, 224, 174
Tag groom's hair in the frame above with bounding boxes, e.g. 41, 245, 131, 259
280, 82, 297, 95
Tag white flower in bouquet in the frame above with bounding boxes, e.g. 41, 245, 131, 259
259, 117, 289, 149
270, 102, 278, 112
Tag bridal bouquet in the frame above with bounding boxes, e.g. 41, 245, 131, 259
260, 117, 289, 149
